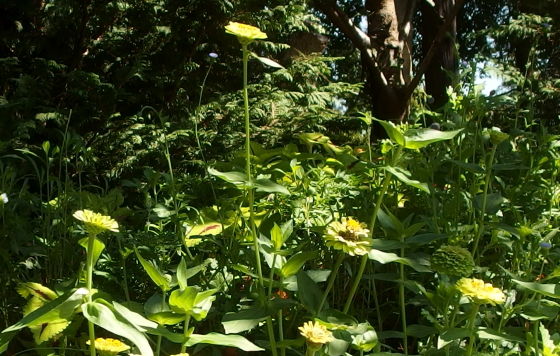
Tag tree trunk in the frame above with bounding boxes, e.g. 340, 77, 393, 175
421, 0, 458, 109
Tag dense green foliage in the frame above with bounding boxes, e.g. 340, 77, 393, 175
1, 1, 560, 356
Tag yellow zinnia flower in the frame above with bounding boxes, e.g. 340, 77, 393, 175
225, 22, 267, 45
73, 209, 119, 236
324, 217, 372, 256
456, 278, 506, 305
86, 338, 130, 356
299, 321, 333, 351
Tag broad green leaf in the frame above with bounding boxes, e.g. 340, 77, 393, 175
476, 327, 524, 342
222, 305, 272, 334
438, 328, 471, 347
253, 178, 290, 194
79, 237, 105, 267
184, 333, 263, 351
3, 288, 87, 334
17, 282, 57, 301
407, 324, 438, 338
82, 301, 153, 356
368, 249, 431, 273
169, 287, 217, 321
492, 164, 529, 171
383, 166, 430, 193
404, 128, 462, 149
512, 279, 560, 299
281, 251, 318, 278
405, 233, 447, 245
473, 193, 506, 215
148, 311, 186, 326
373, 119, 405, 146
134, 247, 170, 292
318, 309, 358, 329
371, 239, 406, 250
30, 318, 70, 344
296, 270, 324, 315
207, 167, 248, 185
185, 222, 222, 238
448, 159, 486, 173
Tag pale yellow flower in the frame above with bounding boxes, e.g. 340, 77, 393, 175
299, 321, 333, 350
225, 22, 267, 45
456, 278, 506, 305
324, 217, 372, 256
73, 209, 119, 235
87, 338, 130, 356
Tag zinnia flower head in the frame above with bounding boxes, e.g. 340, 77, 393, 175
225, 22, 267, 45
73, 209, 119, 236
324, 217, 372, 256
299, 321, 333, 351
456, 277, 506, 305
430, 245, 475, 277
86, 338, 130, 356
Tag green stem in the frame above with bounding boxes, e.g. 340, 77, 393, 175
471, 145, 497, 258
465, 303, 480, 356
241, 43, 275, 356
343, 255, 368, 314
278, 276, 286, 356
318, 251, 345, 312
180, 315, 191, 354
86, 234, 96, 356
399, 252, 408, 355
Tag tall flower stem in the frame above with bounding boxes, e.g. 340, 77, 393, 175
465, 303, 481, 356
318, 251, 345, 312
471, 144, 497, 258
86, 234, 97, 356
343, 145, 403, 314
241, 43, 277, 356
180, 315, 191, 354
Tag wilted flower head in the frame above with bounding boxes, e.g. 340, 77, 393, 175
324, 217, 372, 256
430, 245, 475, 277
225, 22, 267, 45
73, 209, 119, 236
299, 321, 333, 351
86, 338, 130, 356
456, 277, 506, 305
0, 193, 7, 204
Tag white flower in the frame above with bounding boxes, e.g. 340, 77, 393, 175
1, 193, 8, 204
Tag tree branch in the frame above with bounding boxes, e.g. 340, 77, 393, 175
402, 0, 465, 100
313, 0, 391, 93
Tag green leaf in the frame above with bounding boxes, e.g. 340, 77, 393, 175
184, 333, 264, 351
447, 159, 486, 173
78, 237, 105, 267
296, 270, 324, 315
185, 222, 223, 238
511, 279, 560, 299
82, 301, 153, 356
405, 233, 447, 245
281, 251, 318, 278
169, 287, 217, 321
367, 249, 431, 272
134, 247, 170, 292
208, 167, 248, 185
271, 223, 283, 251
148, 311, 186, 326
253, 178, 290, 194
222, 305, 272, 334
318, 309, 358, 329
373, 119, 405, 146
383, 166, 430, 193
404, 128, 462, 149
473, 193, 506, 215
3, 288, 87, 334
250, 53, 284, 68
177, 257, 188, 290
407, 324, 438, 338
476, 327, 525, 342
438, 328, 471, 347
